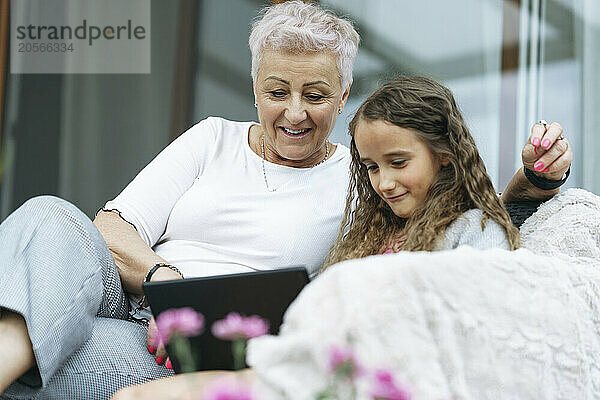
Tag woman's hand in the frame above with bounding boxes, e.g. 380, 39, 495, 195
522, 121, 572, 181
95, 211, 182, 369
147, 316, 171, 369
501, 121, 573, 203
144, 266, 184, 369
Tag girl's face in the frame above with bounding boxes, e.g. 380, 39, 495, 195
354, 119, 444, 218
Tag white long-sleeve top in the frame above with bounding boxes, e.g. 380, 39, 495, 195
104, 117, 351, 278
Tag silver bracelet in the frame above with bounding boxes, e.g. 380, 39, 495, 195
139, 263, 184, 307
144, 263, 184, 283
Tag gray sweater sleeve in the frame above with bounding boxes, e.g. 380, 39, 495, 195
437, 209, 510, 250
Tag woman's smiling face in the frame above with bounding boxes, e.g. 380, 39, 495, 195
253, 50, 349, 167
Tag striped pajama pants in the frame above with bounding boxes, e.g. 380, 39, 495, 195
0, 196, 173, 399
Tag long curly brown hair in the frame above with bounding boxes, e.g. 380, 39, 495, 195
322, 76, 520, 270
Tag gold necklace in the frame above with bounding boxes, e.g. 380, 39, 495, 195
260, 134, 329, 192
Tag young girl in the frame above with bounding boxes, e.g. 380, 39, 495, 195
323, 76, 519, 268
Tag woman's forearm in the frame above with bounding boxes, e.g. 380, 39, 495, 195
500, 167, 560, 203
93, 210, 179, 295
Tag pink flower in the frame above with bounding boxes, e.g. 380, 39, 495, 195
211, 312, 269, 341
327, 345, 363, 379
201, 377, 254, 400
155, 307, 204, 344
369, 369, 411, 400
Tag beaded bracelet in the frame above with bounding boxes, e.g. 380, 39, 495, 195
139, 263, 184, 307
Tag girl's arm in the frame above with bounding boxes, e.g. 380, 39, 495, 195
444, 210, 510, 250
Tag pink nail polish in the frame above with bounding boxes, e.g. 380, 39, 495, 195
148, 345, 155, 354
532, 137, 541, 146
166, 359, 172, 369
534, 162, 544, 171
156, 357, 164, 365
542, 139, 551, 148
543, 167, 549, 173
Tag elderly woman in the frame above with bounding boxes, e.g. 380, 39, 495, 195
0, 1, 571, 399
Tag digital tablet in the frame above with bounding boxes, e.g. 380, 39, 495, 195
143, 266, 309, 372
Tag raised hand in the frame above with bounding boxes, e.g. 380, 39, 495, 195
522, 121, 572, 181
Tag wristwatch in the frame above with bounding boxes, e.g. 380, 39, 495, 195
524, 166, 570, 190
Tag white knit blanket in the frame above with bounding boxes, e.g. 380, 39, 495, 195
247, 189, 600, 399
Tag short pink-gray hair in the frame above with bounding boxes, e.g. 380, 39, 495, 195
249, 1, 360, 91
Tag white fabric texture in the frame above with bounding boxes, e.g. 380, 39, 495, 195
436, 208, 509, 251
105, 117, 350, 278
247, 188, 600, 399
